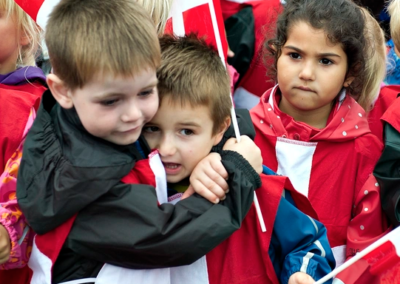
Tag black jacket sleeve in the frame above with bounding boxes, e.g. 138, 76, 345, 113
66, 150, 258, 268
374, 123, 400, 227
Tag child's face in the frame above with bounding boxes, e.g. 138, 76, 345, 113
143, 97, 225, 183
277, 21, 353, 115
0, 10, 24, 74
69, 69, 159, 145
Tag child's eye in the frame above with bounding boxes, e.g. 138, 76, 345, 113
143, 126, 159, 133
139, 88, 155, 97
289, 53, 301, 59
100, 99, 119, 106
320, 58, 333, 65
180, 129, 194, 136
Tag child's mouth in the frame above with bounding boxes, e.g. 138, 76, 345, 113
163, 163, 182, 174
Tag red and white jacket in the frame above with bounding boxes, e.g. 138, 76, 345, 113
22, 151, 327, 284
251, 86, 390, 271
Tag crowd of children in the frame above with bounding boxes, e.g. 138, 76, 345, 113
0, 0, 400, 283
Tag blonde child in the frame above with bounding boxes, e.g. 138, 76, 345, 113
135, 0, 172, 35
0, 0, 45, 271
249, 0, 389, 282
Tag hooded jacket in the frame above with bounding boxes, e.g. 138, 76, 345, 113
16, 89, 260, 282
251, 86, 389, 282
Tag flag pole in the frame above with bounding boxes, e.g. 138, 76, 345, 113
208, 0, 266, 233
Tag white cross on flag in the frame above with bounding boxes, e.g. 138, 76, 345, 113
165, 0, 228, 64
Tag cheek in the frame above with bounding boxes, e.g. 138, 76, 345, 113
144, 96, 159, 121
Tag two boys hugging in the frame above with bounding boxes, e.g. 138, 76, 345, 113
14, 1, 335, 283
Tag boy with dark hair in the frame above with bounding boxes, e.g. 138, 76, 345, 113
16, 0, 262, 282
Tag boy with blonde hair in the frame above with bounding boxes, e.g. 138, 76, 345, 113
138, 33, 335, 284
16, 0, 262, 282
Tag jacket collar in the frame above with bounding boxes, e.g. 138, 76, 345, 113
40, 89, 145, 168
254, 85, 370, 142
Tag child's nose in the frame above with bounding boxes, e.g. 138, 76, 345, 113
121, 104, 141, 123
158, 136, 176, 157
298, 61, 315, 81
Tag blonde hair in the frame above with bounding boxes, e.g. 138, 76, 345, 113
45, 0, 160, 90
388, 0, 400, 49
358, 7, 386, 111
158, 34, 231, 135
0, 0, 42, 67
136, 0, 173, 35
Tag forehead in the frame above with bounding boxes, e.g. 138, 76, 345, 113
286, 21, 345, 56
154, 97, 214, 125
80, 69, 157, 92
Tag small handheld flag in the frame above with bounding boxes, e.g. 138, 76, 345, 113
315, 226, 400, 284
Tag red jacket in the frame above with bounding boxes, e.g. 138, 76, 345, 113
21, 151, 323, 284
251, 86, 390, 282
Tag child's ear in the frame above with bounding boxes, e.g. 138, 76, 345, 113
47, 74, 74, 109
19, 31, 30, 47
343, 76, 355, 88
213, 117, 232, 146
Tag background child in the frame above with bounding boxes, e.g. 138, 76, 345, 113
16, 1, 262, 282
250, 0, 389, 282
0, 0, 45, 272
135, 0, 172, 35
136, 33, 335, 284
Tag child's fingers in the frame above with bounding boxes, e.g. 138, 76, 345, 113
181, 185, 195, 200
209, 157, 229, 180
193, 171, 227, 200
190, 178, 220, 204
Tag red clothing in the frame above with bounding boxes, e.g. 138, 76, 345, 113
381, 95, 400, 132
368, 85, 400, 142
22, 151, 318, 284
221, 0, 282, 108
0, 83, 44, 172
251, 86, 389, 271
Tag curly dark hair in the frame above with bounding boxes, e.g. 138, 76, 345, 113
265, 0, 367, 96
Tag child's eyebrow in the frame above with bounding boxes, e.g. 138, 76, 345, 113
177, 122, 201, 127
142, 80, 159, 90
284, 45, 341, 58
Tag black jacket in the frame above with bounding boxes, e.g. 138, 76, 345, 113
17, 90, 260, 282
374, 122, 400, 227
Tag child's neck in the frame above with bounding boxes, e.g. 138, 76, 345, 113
278, 96, 333, 129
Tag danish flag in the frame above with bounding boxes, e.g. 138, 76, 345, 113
165, 0, 228, 64
13, 0, 59, 30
